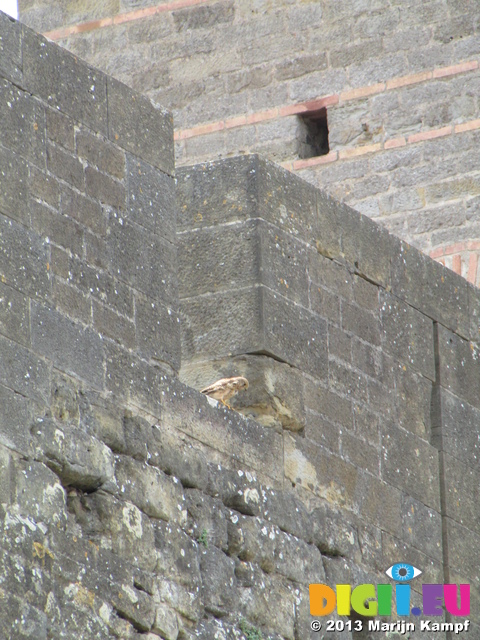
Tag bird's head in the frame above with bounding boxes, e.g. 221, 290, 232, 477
235, 376, 249, 391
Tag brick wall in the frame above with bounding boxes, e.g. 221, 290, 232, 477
17, 0, 480, 283
2, 10, 480, 640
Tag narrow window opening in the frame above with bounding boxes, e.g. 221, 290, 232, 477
297, 107, 329, 159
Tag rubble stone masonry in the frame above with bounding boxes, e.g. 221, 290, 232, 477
1, 8, 480, 640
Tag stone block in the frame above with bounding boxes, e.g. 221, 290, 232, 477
394, 365, 432, 437
437, 326, 480, 411
259, 220, 310, 307
185, 489, 228, 551
60, 184, 106, 235
134, 293, 180, 371
328, 359, 368, 404
444, 517, 480, 588
200, 544, 236, 617
391, 241, 470, 339
110, 216, 177, 306
342, 432, 380, 476
148, 420, 211, 492
79, 391, 126, 454
284, 432, 358, 508
173, 1, 234, 31
29, 164, 60, 210
0, 594, 47, 640
401, 494, 443, 561
0, 333, 50, 404
263, 288, 328, 378
66, 253, 135, 317
434, 387, 480, 465
351, 338, 382, 379
22, 26, 108, 135
33, 418, 115, 491
181, 287, 263, 362
152, 602, 179, 640
14, 458, 67, 528
46, 106, 75, 151
85, 165, 125, 209
0, 145, 28, 225
381, 532, 445, 589
105, 344, 165, 416
126, 155, 176, 242
0, 77, 46, 168
178, 220, 259, 299
309, 285, 341, 325
52, 277, 92, 325
47, 142, 84, 190
31, 199, 84, 257
381, 422, 440, 511
353, 472, 404, 538
0, 383, 33, 456
76, 129, 125, 179
237, 569, 296, 640
0, 280, 29, 346
113, 455, 187, 525
107, 76, 174, 176
440, 452, 480, 533
380, 291, 435, 380
342, 299, 381, 347
85, 491, 156, 572
31, 302, 104, 389
0, 11, 22, 85
176, 156, 257, 232
257, 156, 319, 246
92, 300, 136, 350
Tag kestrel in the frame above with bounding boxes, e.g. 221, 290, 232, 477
200, 376, 249, 408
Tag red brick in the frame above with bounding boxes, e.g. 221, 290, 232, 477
455, 119, 480, 134
340, 83, 385, 102
339, 143, 382, 159
384, 137, 407, 150
433, 60, 478, 79
386, 71, 432, 90
292, 152, 338, 170
451, 254, 462, 274
246, 109, 279, 124
467, 253, 478, 284
407, 126, 452, 144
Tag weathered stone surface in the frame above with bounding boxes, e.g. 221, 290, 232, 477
186, 489, 228, 551
381, 422, 440, 510
0, 11, 22, 84
107, 76, 174, 176
33, 417, 115, 491
126, 154, 176, 242
31, 302, 105, 389
436, 325, 480, 412
178, 220, 259, 299
380, 290, 435, 380
0, 213, 50, 300
113, 455, 187, 525
0, 145, 28, 225
176, 156, 257, 233
23, 27, 108, 134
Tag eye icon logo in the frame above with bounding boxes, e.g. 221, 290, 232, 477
385, 563, 422, 582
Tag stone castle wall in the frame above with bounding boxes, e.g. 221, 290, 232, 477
1, 9, 480, 640
18, 0, 480, 285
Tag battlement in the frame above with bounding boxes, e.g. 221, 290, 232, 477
1, 10, 480, 638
